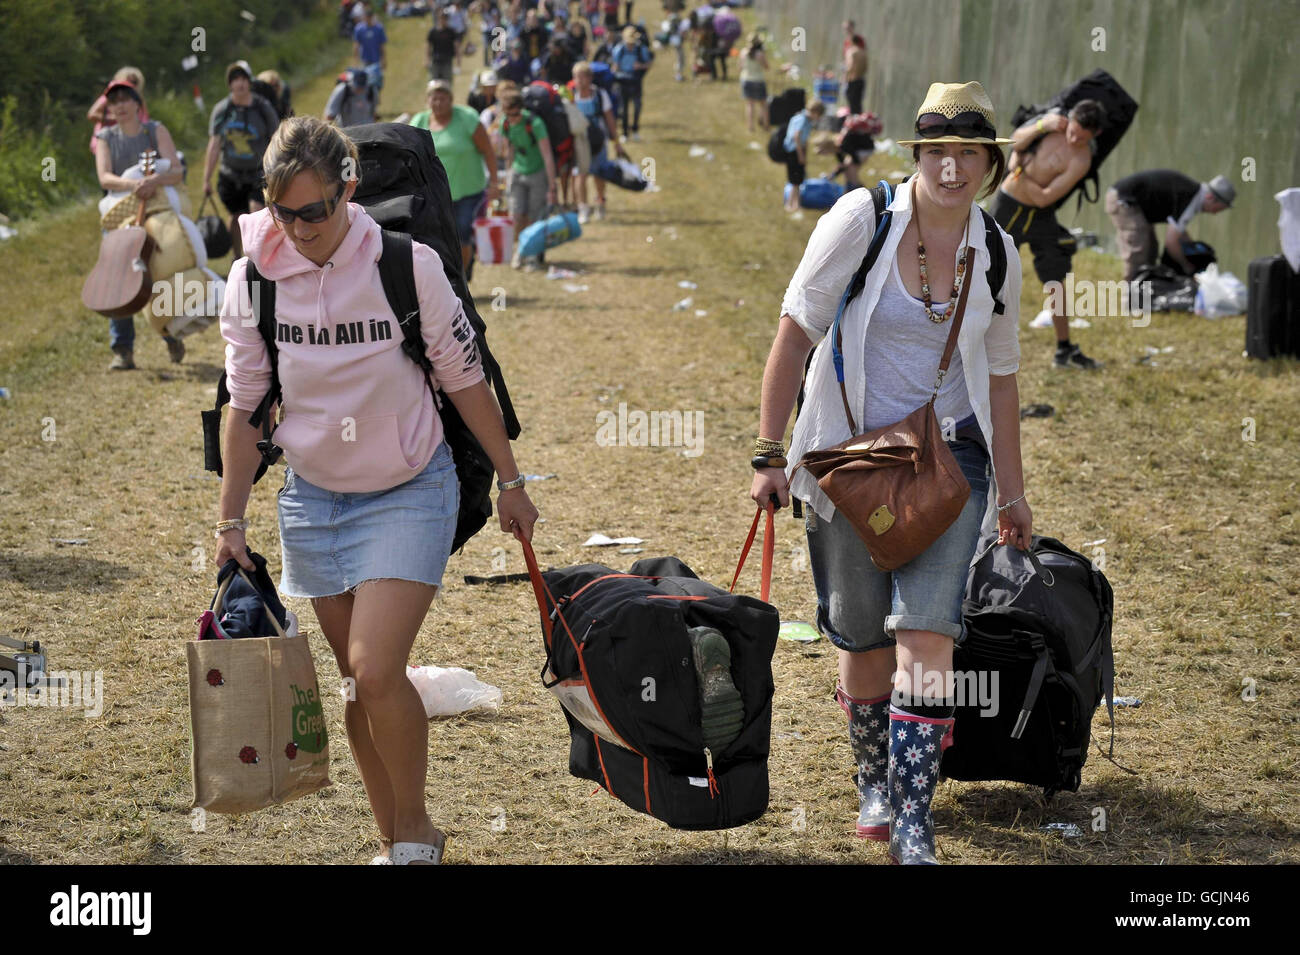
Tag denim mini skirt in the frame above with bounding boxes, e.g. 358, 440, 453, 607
277, 441, 459, 599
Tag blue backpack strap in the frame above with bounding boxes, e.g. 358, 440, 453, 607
829, 178, 894, 391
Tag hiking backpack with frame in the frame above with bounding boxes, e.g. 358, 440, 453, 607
1008, 69, 1138, 212
201, 122, 520, 554
521, 82, 575, 172
789, 178, 1008, 520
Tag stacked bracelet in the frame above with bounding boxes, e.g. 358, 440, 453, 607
752, 455, 788, 471
753, 437, 786, 457
215, 518, 248, 537
997, 493, 1026, 513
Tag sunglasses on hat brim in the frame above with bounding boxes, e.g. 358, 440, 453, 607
914, 111, 998, 141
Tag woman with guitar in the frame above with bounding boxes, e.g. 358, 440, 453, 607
93, 80, 186, 370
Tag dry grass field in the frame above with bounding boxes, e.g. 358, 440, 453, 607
0, 11, 1296, 865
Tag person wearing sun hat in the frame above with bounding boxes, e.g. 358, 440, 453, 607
750, 81, 1030, 864
992, 96, 1107, 369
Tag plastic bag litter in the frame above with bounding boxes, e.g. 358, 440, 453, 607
583, 533, 645, 546
671, 296, 694, 311
688, 144, 708, 158
406, 665, 502, 717
677, 280, 698, 289
1193, 264, 1248, 317
1277, 188, 1300, 272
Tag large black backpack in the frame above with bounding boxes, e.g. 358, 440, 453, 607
520, 83, 574, 170
766, 119, 792, 163
522, 544, 778, 831
941, 536, 1115, 797
1009, 69, 1138, 212
201, 123, 520, 554
767, 87, 805, 130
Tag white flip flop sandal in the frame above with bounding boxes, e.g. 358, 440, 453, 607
390, 839, 444, 865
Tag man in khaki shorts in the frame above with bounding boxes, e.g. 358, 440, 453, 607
499, 88, 557, 270
1106, 169, 1234, 281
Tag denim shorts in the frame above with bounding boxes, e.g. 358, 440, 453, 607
277, 441, 459, 599
452, 191, 484, 245
806, 439, 991, 650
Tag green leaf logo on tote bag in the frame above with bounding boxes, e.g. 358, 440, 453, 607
290, 683, 327, 754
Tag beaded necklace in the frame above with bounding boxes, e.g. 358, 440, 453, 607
914, 198, 971, 324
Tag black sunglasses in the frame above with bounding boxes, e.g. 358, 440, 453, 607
269, 183, 347, 225
915, 111, 997, 141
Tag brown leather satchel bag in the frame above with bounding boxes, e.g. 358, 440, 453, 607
794, 253, 974, 571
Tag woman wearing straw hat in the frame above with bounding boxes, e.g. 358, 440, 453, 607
750, 82, 1032, 864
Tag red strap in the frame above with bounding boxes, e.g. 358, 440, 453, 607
729, 504, 775, 603
518, 531, 554, 645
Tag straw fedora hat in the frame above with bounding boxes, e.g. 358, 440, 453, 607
896, 81, 1013, 146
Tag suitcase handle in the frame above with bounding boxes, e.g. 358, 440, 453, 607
729, 503, 775, 603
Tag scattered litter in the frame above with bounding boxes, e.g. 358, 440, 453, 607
1040, 822, 1083, 838
688, 145, 708, 157
1112, 696, 1142, 708
1080, 538, 1108, 547
583, 533, 646, 547
1029, 309, 1054, 328
748, 141, 761, 150
790, 210, 804, 220
618, 547, 645, 555
1277, 612, 1293, 617
646, 235, 654, 243
0, 224, 16, 241
705, 152, 715, 161
407, 665, 502, 717
677, 280, 698, 289
671, 296, 694, 312
1020, 403, 1054, 419
1136, 355, 1159, 367
1143, 345, 1175, 355
50, 538, 89, 546
463, 572, 532, 585
694, 309, 708, 317
524, 473, 557, 482
0, 387, 11, 399
776, 730, 805, 740
734, 299, 745, 307
778, 621, 821, 643
742, 262, 762, 271
1069, 317, 1091, 328
562, 283, 589, 293
545, 266, 582, 280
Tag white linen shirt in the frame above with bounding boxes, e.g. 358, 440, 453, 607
781, 178, 1022, 524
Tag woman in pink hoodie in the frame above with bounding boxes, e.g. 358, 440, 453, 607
214, 117, 538, 865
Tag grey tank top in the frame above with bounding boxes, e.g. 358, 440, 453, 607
97, 121, 159, 177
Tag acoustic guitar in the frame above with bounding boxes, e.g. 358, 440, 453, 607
82, 150, 157, 318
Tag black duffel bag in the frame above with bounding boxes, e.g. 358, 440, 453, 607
519, 512, 778, 831
941, 536, 1115, 798
196, 195, 232, 259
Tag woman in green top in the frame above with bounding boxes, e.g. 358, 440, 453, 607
409, 79, 500, 270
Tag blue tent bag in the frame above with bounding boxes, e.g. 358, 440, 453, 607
516, 211, 582, 258
783, 177, 844, 210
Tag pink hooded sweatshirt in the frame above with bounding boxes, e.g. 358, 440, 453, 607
220, 204, 484, 492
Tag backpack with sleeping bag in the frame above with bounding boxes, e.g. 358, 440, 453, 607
941, 536, 1115, 798
520, 532, 779, 830
784, 177, 843, 209
591, 155, 649, 191
1009, 69, 1138, 212
201, 122, 520, 554
522, 82, 575, 172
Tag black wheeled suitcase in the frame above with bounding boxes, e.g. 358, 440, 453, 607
1246, 255, 1300, 359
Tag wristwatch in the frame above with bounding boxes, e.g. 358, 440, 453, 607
497, 474, 525, 492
